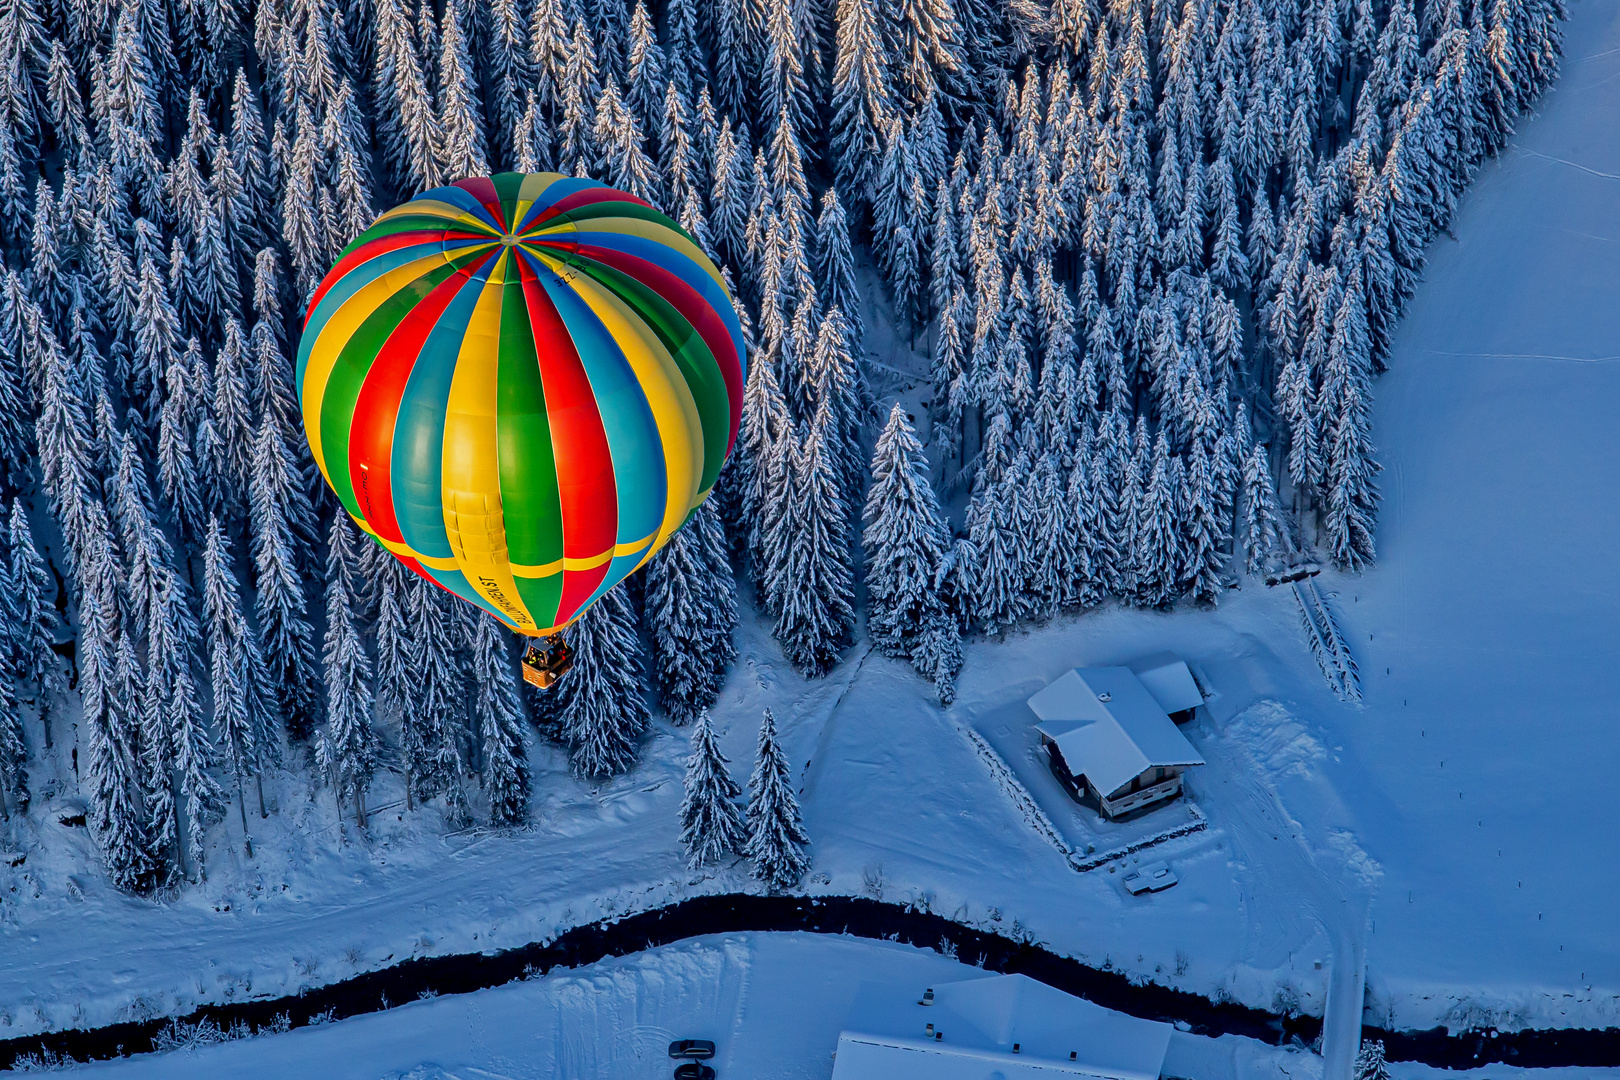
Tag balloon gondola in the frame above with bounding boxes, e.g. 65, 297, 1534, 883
298, 173, 746, 687
520, 635, 573, 689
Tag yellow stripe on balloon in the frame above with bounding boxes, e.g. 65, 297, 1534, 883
507, 527, 658, 578
374, 200, 502, 235
511, 172, 564, 232
546, 256, 705, 576
439, 249, 539, 633
527, 215, 727, 293
300, 249, 472, 484
355, 518, 462, 573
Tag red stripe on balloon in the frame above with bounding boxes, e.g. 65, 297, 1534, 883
453, 177, 507, 231
347, 249, 497, 545
304, 229, 493, 326
517, 256, 617, 624
527, 187, 653, 230
571, 242, 745, 456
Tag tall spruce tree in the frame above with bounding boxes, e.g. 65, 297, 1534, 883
556, 584, 650, 779
745, 707, 809, 890
862, 405, 952, 662
680, 707, 747, 867
318, 515, 381, 828
468, 613, 531, 826
202, 516, 272, 847
403, 577, 468, 819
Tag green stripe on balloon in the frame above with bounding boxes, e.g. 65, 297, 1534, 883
496, 264, 564, 578
320, 258, 468, 517
492, 173, 525, 230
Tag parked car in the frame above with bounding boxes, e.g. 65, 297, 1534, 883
1121, 861, 1177, 894
673, 1063, 717, 1080
668, 1039, 716, 1059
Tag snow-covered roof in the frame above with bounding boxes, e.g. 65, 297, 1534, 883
1127, 653, 1205, 715
831, 972, 1172, 1080
1029, 668, 1204, 798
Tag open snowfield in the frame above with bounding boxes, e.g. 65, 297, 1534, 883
2, 0, 1618, 1057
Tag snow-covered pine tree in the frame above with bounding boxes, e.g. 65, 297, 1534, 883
1323, 270, 1380, 571
403, 577, 468, 819
372, 554, 415, 733
1354, 1040, 1391, 1080
435, 0, 488, 181
746, 706, 809, 890
829, 0, 893, 207
1181, 439, 1226, 604
815, 188, 864, 346
594, 79, 660, 203
201, 517, 271, 850
156, 345, 203, 536
76, 586, 156, 890
482, 0, 530, 168
557, 584, 650, 779
862, 403, 952, 659
467, 613, 530, 827
7, 502, 59, 749
679, 708, 748, 867
249, 412, 319, 741
774, 407, 855, 677
646, 501, 736, 724
318, 515, 381, 828
1135, 432, 1182, 609
625, 0, 666, 135
1241, 439, 1286, 576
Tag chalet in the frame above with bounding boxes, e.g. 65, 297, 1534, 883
1029, 667, 1204, 820
829, 972, 1172, 1080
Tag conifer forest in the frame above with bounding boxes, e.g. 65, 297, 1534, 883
0, 0, 1566, 898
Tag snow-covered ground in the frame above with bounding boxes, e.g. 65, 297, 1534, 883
46, 934, 1620, 1080
2, 0, 1619, 1052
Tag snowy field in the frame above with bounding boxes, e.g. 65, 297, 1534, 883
2, 0, 1619, 1054
47, 934, 1620, 1080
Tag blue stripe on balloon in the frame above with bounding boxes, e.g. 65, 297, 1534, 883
391, 258, 496, 561
297, 237, 494, 389
564, 229, 748, 384
516, 247, 665, 550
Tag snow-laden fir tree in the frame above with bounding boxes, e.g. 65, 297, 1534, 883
372, 554, 415, 730
774, 408, 855, 677
556, 583, 650, 779
318, 515, 381, 829
202, 517, 273, 848
745, 707, 809, 890
403, 577, 468, 820
679, 707, 748, 867
467, 613, 530, 827
646, 500, 737, 725
7, 502, 59, 748
434, 0, 488, 181
249, 412, 319, 741
862, 404, 953, 664
1241, 439, 1287, 576
1354, 1040, 1390, 1080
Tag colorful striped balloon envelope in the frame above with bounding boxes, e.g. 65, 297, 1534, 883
297, 173, 747, 636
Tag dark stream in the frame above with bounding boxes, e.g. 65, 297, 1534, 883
0, 893, 1606, 1070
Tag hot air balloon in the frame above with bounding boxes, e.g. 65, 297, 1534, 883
298, 173, 746, 687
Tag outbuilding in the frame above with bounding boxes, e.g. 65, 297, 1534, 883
830, 972, 1173, 1080
1029, 666, 1205, 820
